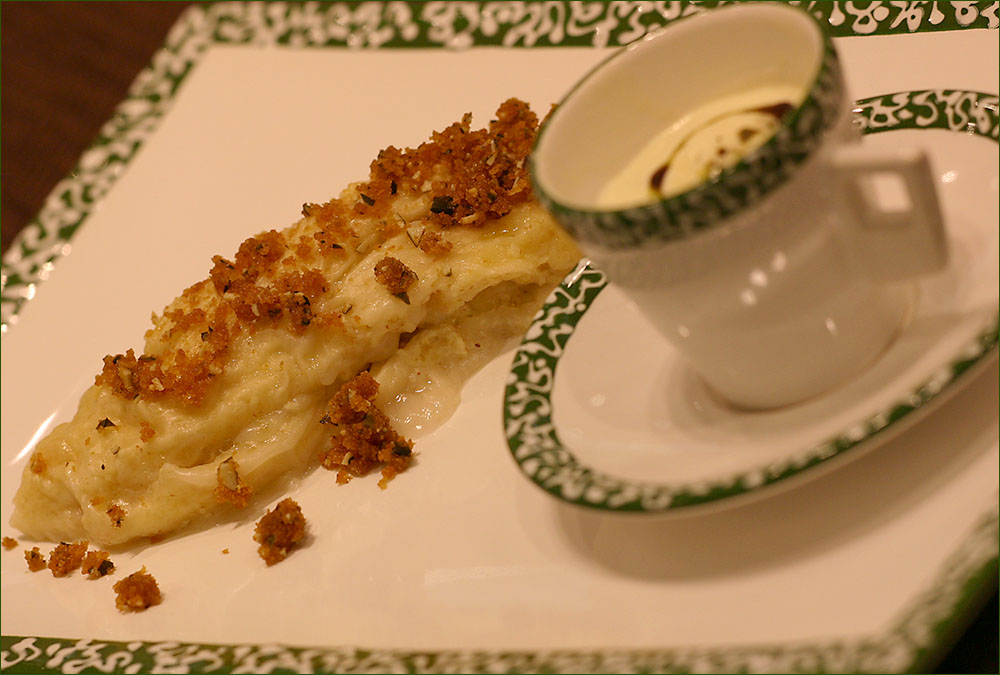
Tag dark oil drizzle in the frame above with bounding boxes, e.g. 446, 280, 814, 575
754, 101, 794, 119
649, 164, 669, 191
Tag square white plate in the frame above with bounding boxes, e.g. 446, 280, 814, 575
2, 3, 997, 673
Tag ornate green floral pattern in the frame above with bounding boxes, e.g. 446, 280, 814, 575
1, 504, 996, 673
204, 1, 1000, 49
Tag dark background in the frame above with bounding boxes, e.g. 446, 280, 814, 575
1, 3, 996, 672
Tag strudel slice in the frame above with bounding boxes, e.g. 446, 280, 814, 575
11, 99, 580, 547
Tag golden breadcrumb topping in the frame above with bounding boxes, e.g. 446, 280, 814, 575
214, 457, 253, 508
106, 504, 126, 528
93, 98, 540, 408
319, 372, 413, 489
81, 550, 115, 579
208, 234, 330, 332
139, 422, 156, 442
47, 541, 89, 577
2, 536, 17, 550
253, 498, 306, 566
416, 229, 453, 257
113, 567, 162, 612
373, 256, 418, 302
95, 346, 222, 408
359, 98, 537, 228
29, 452, 46, 475
25, 547, 46, 572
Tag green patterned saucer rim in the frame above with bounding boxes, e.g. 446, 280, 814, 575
529, 3, 844, 251
505, 88, 999, 514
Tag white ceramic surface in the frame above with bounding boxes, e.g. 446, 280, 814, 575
1, 3, 997, 673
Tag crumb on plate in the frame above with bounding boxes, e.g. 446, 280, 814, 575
81, 550, 115, 579
113, 567, 161, 612
253, 498, 306, 566
25, 547, 46, 572
47, 541, 88, 577
2, 536, 18, 550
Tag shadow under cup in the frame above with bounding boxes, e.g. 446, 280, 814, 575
530, 3, 934, 409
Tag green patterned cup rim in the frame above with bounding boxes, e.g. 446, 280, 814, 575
530, 2, 844, 250
508, 88, 1000, 514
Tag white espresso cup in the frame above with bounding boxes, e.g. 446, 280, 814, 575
530, 2, 948, 409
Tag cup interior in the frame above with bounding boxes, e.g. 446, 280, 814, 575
533, 4, 825, 212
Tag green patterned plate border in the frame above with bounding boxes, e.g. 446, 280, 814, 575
504, 88, 999, 514
1, 0, 997, 332
1, 3, 997, 674
0, 503, 995, 674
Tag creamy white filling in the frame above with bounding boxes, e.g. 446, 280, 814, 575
598, 85, 804, 208
10, 200, 579, 547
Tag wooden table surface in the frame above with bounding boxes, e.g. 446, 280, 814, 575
1, 3, 996, 672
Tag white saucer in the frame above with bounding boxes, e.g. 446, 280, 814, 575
505, 88, 999, 514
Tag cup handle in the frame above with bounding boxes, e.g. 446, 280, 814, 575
830, 146, 948, 282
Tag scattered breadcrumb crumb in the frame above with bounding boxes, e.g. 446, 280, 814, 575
373, 256, 418, 302
25, 547, 46, 572
320, 371, 413, 488
81, 550, 115, 579
417, 230, 453, 256
47, 541, 89, 577
29, 452, 46, 475
222, 548, 230, 555
2, 536, 17, 550
113, 567, 161, 612
107, 504, 126, 527
253, 498, 306, 566
139, 421, 156, 442
214, 457, 253, 508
